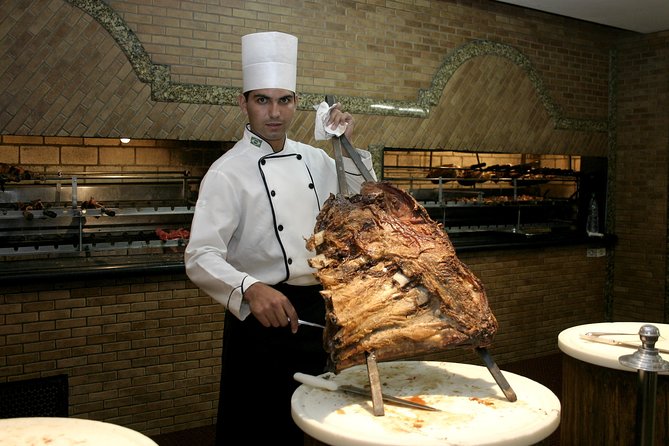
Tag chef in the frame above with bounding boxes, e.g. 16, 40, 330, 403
184, 31, 376, 445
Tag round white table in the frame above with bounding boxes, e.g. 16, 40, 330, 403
558, 321, 669, 445
291, 360, 560, 446
558, 321, 669, 372
0, 417, 158, 446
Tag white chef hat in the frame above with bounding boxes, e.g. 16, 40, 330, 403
242, 31, 298, 93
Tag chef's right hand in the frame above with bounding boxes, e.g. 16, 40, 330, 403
244, 282, 299, 333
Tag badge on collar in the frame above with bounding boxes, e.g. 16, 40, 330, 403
251, 136, 262, 147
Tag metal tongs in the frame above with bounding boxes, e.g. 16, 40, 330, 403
325, 95, 375, 196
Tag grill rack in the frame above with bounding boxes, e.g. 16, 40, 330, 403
0, 171, 199, 258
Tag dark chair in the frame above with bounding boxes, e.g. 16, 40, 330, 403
0, 374, 69, 418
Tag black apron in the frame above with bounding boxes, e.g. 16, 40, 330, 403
215, 283, 327, 445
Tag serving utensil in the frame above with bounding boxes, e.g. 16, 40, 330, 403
580, 333, 669, 354
294, 372, 440, 412
287, 318, 325, 329
325, 95, 376, 189
297, 319, 325, 329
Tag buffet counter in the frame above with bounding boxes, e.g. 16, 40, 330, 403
0, 231, 613, 285
0, 253, 185, 284
450, 230, 613, 252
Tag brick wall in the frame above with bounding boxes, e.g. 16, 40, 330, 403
1, 0, 623, 154
0, 244, 606, 436
0, 272, 223, 434
0, 135, 225, 176
107, 0, 616, 119
613, 32, 669, 321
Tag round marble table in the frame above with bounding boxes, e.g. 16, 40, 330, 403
291, 360, 560, 446
0, 417, 158, 446
558, 321, 669, 445
558, 321, 669, 372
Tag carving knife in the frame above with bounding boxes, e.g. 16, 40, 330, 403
287, 318, 325, 329
294, 372, 440, 411
297, 319, 325, 329
579, 334, 669, 354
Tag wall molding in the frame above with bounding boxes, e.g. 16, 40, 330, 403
67, 0, 607, 131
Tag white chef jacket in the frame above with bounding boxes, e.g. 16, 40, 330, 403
184, 125, 376, 320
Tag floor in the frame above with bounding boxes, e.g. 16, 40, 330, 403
150, 353, 564, 446
151, 424, 216, 446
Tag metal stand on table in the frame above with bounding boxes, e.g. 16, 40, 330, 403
619, 324, 669, 446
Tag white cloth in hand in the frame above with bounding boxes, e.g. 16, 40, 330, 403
314, 101, 347, 141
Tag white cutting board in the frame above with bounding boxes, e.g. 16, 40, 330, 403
291, 360, 560, 446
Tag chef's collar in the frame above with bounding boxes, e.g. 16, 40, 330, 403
244, 124, 285, 153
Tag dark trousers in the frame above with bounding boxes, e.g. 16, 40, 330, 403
215, 283, 327, 445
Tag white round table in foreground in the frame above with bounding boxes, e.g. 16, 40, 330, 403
0, 417, 158, 446
291, 360, 560, 446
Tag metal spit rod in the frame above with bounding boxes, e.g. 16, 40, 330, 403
476, 347, 517, 402
71, 176, 83, 251
71, 176, 77, 210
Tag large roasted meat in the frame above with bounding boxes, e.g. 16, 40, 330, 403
306, 182, 498, 372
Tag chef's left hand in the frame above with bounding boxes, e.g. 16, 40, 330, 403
328, 103, 355, 142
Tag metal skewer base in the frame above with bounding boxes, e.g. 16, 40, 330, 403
365, 350, 385, 416
476, 347, 518, 402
